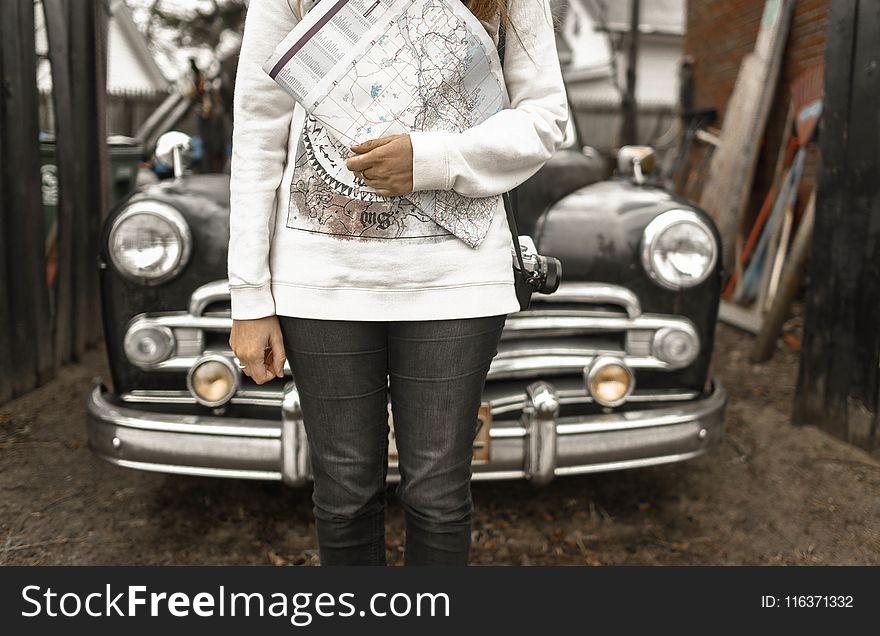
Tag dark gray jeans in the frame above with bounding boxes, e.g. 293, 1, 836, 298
278, 313, 508, 566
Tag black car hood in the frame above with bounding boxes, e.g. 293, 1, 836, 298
144, 173, 232, 210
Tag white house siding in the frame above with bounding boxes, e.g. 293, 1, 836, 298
35, 0, 168, 96
106, 9, 169, 95
35, 0, 170, 135
556, 0, 685, 152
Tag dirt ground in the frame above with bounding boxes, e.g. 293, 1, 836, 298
1, 323, 878, 566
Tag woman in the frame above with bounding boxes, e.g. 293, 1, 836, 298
228, 0, 568, 565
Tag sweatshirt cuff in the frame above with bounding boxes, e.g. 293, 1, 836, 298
229, 283, 276, 320
408, 130, 450, 192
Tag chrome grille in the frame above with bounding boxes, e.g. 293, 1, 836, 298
122, 280, 700, 381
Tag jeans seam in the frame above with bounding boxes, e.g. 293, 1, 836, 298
388, 324, 505, 343
296, 384, 388, 400
288, 346, 387, 356
376, 385, 389, 565
389, 360, 492, 383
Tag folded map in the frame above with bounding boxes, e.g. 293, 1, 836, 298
262, 0, 509, 247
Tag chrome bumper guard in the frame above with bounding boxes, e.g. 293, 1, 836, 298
86, 380, 727, 486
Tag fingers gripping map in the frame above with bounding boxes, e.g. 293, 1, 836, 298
263, 0, 509, 247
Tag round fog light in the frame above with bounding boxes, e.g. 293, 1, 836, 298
585, 357, 634, 407
124, 323, 175, 366
187, 355, 239, 407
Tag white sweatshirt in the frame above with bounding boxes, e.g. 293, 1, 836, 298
228, 0, 569, 321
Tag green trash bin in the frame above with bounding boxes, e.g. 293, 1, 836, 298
39, 134, 144, 291
39, 135, 59, 243
38, 134, 144, 237
107, 135, 144, 206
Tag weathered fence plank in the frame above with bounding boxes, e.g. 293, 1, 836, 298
44, 0, 109, 365
44, 0, 76, 367
794, 0, 880, 451
0, 41, 11, 403
0, 0, 54, 400
70, 2, 108, 351
698, 0, 795, 277
847, 0, 880, 445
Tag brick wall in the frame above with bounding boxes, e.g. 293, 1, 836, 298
683, 0, 829, 220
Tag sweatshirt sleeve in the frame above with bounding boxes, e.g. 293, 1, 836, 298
227, 0, 300, 320
407, 0, 569, 198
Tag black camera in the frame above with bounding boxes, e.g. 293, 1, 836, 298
512, 236, 562, 295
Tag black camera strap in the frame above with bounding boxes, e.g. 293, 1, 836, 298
496, 17, 528, 276
504, 193, 527, 273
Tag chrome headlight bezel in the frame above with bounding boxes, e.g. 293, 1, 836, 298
108, 201, 192, 285
641, 209, 718, 290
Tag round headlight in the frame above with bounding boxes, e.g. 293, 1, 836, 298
124, 322, 175, 367
187, 355, 239, 408
584, 357, 634, 407
108, 201, 191, 284
641, 210, 717, 289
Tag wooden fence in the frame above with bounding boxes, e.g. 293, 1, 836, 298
0, 0, 109, 404
0, 0, 53, 401
39, 89, 166, 137
794, 0, 880, 452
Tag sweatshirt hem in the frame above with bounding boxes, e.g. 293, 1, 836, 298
271, 281, 521, 320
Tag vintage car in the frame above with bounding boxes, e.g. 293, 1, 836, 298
86, 106, 727, 486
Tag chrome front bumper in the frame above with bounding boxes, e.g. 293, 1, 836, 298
86, 380, 727, 486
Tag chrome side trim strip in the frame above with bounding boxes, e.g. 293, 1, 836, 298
121, 389, 283, 407
118, 388, 701, 417
486, 354, 674, 379
95, 454, 282, 481
494, 345, 625, 359
87, 385, 280, 438
530, 282, 641, 318
95, 452, 714, 484
471, 470, 527, 481
499, 313, 698, 339
189, 279, 231, 316
131, 313, 232, 332
553, 450, 709, 476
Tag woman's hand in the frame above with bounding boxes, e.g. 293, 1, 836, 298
229, 315, 286, 385
345, 133, 414, 197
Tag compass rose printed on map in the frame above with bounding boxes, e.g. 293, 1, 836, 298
287, 114, 454, 241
